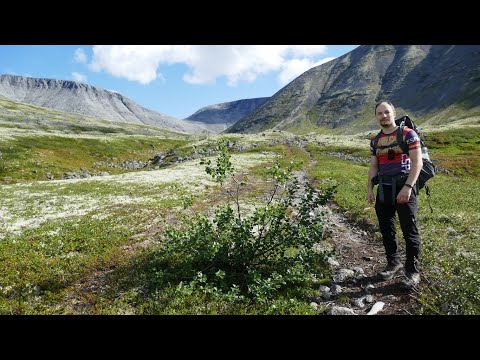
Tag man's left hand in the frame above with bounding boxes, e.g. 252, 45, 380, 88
396, 187, 412, 204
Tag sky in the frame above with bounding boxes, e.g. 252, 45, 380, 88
0, 45, 359, 119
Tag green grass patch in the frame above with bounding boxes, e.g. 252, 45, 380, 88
78, 245, 320, 315
307, 145, 374, 225
0, 134, 192, 183
0, 204, 153, 314
1, 122, 479, 314
415, 176, 480, 314
426, 127, 480, 176
306, 142, 480, 314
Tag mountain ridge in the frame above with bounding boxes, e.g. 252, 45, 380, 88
186, 97, 270, 132
0, 74, 210, 134
226, 45, 480, 134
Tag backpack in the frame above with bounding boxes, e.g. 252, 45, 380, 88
372, 115, 435, 212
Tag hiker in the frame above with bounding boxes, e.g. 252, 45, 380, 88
367, 101, 423, 289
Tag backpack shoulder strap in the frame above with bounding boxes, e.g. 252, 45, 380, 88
372, 131, 383, 153
396, 125, 409, 154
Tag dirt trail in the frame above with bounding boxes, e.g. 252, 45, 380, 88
294, 143, 421, 315
321, 204, 421, 315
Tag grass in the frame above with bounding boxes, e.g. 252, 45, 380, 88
415, 176, 480, 314
1, 98, 480, 314
0, 147, 277, 314
0, 97, 192, 138
0, 134, 193, 183
305, 138, 480, 315
0, 205, 148, 314
306, 145, 375, 226
425, 126, 480, 176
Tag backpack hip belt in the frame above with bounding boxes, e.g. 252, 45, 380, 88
377, 173, 409, 204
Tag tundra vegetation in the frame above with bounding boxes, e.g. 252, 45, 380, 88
0, 99, 479, 314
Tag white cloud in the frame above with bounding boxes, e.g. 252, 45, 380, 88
74, 48, 87, 64
278, 56, 336, 85
314, 57, 336, 66
90, 45, 172, 85
287, 45, 328, 57
71, 72, 87, 83
89, 45, 332, 86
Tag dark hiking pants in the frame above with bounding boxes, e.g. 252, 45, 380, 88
375, 184, 421, 273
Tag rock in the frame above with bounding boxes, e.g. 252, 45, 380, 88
327, 257, 340, 268
367, 301, 385, 315
353, 297, 366, 308
330, 284, 342, 296
328, 306, 357, 315
319, 285, 331, 300
353, 267, 365, 276
332, 268, 355, 283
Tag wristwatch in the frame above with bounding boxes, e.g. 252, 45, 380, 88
404, 183, 414, 189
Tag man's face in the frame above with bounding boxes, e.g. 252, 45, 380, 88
376, 103, 395, 128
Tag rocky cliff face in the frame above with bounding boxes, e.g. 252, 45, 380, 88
226, 45, 480, 134
186, 97, 270, 132
0, 75, 209, 134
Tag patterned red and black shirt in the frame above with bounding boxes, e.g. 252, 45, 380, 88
370, 127, 421, 176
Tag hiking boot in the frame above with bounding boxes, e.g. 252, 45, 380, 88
400, 272, 421, 290
378, 263, 403, 280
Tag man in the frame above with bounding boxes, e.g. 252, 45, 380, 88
367, 101, 423, 289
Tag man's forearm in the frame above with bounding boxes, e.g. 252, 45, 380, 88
367, 168, 377, 191
406, 158, 423, 186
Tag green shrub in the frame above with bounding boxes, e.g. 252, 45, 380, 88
151, 139, 336, 305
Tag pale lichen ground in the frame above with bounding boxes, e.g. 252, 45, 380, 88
0, 125, 186, 141
0, 153, 274, 237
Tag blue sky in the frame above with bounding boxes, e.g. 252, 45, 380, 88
0, 45, 359, 119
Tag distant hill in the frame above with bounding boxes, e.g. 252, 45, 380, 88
0, 74, 210, 134
186, 97, 270, 132
226, 45, 480, 134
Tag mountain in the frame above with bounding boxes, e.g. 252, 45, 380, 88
0, 74, 210, 134
226, 45, 480, 134
186, 97, 270, 132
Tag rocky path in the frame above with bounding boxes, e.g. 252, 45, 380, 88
292, 143, 422, 315
316, 204, 421, 315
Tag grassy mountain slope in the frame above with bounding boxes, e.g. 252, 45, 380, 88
227, 45, 480, 134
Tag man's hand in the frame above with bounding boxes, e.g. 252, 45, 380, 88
396, 186, 412, 204
367, 189, 375, 204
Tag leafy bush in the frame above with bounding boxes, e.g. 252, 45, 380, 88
152, 139, 336, 304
